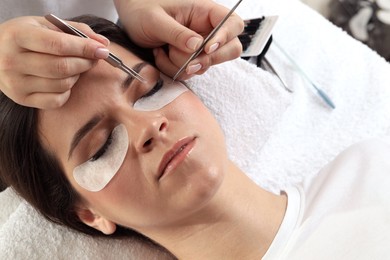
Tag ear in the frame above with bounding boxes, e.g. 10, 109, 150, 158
76, 207, 117, 235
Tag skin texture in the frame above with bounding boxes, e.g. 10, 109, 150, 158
37, 43, 287, 259
0, 0, 243, 109
38, 43, 228, 232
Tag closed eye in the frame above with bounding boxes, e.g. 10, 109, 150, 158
90, 132, 113, 161
133, 73, 188, 112
140, 78, 163, 98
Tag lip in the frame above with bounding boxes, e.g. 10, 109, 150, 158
157, 136, 196, 181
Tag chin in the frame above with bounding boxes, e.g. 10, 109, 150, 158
196, 164, 225, 194
187, 139, 228, 205
177, 162, 226, 216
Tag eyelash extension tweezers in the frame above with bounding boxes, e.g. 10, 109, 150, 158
45, 14, 146, 83
172, 0, 244, 81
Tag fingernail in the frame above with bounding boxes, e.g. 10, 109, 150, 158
208, 42, 220, 54
187, 63, 202, 74
186, 37, 203, 51
95, 48, 109, 59
153, 48, 159, 57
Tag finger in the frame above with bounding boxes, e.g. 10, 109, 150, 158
23, 90, 72, 109
141, 9, 204, 53
204, 12, 244, 54
15, 23, 109, 59
153, 47, 181, 78
1, 74, 79, 105
187, 37, 243, 75
66, 21, 110, 46
22, 74, 80, 94
155, 36, 242, 79
154, 47, 202, 80
39, 16, 110, 46
14, 52, 97, 79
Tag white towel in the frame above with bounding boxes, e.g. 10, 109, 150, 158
1, 0, 390, 258
0, 188, 21, 226
231, 0, 390, 192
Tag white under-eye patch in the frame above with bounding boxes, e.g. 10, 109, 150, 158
133, 73, 188, 111
73, 124, 128, 192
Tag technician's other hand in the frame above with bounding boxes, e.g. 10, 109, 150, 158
114, 0, 244, 80
0, 16, 110, 109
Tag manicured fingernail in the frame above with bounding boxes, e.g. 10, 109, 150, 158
187, 63, 202, 74
208, 42, 220, 54
186, 37, 203, 51
95, 48, 109, 59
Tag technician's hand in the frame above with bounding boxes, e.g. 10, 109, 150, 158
0, 16, 110, 109
114, 0, 244, 80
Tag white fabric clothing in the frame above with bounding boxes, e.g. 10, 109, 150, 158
0, 0, 118, 23
264, 138, 390, 259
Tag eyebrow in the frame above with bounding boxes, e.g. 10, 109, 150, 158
122, 62, 149, 89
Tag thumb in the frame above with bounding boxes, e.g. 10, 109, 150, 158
150, 13, 204, 53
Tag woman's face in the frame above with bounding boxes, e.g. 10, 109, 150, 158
38, 43, 228, 233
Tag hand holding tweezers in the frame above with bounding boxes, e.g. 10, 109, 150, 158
172, 0, 244, 81
45, 14, 146, 83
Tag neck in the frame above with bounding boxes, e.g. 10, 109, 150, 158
145, 162, 287, 259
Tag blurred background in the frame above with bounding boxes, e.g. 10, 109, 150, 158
301, 0, 390, 61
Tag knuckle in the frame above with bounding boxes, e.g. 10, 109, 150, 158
49, 98, 64, 108
7, 88, 27, 106
236, 17, 245, 34
171, 27, 187, 45
202, 56, 212, 69
20, 96, 33, 107
51, 91, 71, 107
55, 59, 70, 77
229, 14, 245, 35
82, 42, 92, 58
60, 76, 77, 91
217, 27, 230, 44
48, 37, 65, 54
232, 39, 243, 58
3, 76, 23, 96
0, 54, 15, 71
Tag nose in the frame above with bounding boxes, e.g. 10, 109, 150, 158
130, 112, 169, 153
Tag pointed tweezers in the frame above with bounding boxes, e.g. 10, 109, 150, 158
172, 0, 243, 81
45, 14, 146, 83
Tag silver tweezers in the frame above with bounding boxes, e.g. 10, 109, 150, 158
172, 0, 243, 81
45, 14, 146, 83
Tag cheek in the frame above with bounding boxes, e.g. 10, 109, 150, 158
89, 161, 161, 227
174, 92, 225, 141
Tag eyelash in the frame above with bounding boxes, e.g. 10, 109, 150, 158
89, 79, 164, 162
90, 133, 113, 162
140, 78, 163, 99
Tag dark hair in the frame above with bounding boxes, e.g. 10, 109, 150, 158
0, 15, 172, 255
